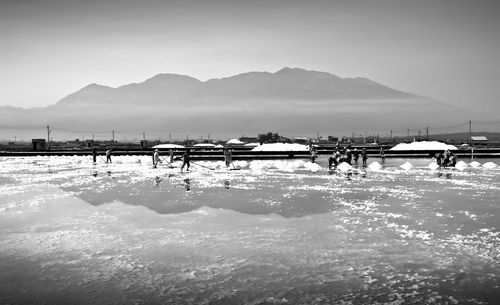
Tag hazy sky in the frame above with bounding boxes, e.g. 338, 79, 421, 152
1, 0, 499, 113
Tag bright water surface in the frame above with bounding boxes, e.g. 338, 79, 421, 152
0, 156, 499, 304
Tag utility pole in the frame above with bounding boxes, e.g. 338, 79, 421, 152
143, 132, 146, 142
390, 130, 393, 139
426, 126, 429, 140
92, 134, 95, 141
407, 128, 410, 138
112, 130, 115, 142
169, 133, 172, 143
469, 120, 472, 146
47, 125, 52, 150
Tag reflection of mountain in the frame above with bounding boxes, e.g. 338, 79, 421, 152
0, 68, 483, 137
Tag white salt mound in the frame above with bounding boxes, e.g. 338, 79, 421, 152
337, 162, 352, 172
390, 141, 457, 151
454, 161, 468, 171
469, 161, 481, 168
304, 162, 322, 173
399, 162, 414, 171
428, 162, 439, 170
251, 143, 309, 152
482, 162, 497, 169
368, 162, 383, 171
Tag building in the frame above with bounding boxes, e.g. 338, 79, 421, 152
471, 136, 488, 146
32, 139, 46, 151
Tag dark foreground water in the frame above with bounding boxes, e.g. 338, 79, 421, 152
0, 156, 499, 304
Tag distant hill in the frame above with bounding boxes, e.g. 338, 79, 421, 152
0, 67, 492, 139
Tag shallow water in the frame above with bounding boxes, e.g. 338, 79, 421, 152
0, 156, 499, 304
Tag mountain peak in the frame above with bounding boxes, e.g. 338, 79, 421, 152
81, 83, 112, 90
143, 73, 201, 84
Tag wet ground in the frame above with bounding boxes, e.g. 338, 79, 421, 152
0, 156, 499, 304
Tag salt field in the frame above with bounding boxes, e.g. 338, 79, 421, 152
0, 156, 499, 304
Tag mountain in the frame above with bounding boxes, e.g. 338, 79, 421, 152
0, 68, 489, 139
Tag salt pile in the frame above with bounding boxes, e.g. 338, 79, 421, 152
368, 162, 383, 171
336, 162, 352, 172
469, 161, 481, 168
482, 162, 498, 169
251, 143, 309, 152
390, 141, 457, 151
399, 162, 414, 171
455, 161, 468, 171
428, 162, 439, 170
303, 162, 322, 173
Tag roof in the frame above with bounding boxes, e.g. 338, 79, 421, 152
226, 139, 244, 144
471, 136, 488, 141
193, 143, 215, 147
152, 143, 185, 149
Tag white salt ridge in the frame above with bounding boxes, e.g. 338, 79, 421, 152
303, 162, 322, 173
251, 143, 309, 152
399, 162, 414, 171
455, 161, 468, 171
390, 141, 457, 151
428, 162, 439, 170
469, 161, 481, 168
336, 162, 352, 172
368, 162, 383, 171
482, 162, 498, 169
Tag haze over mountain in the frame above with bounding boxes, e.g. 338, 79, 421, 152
0, 68, 488, 140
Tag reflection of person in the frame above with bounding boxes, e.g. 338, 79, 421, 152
181, 150, 190, 171
105, 148, 112, 163
92, 148, 97, 164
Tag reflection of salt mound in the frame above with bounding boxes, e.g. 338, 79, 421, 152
428, 162, 439, 170
483, 162, 498, 169
469, 161, 481, 168
251, 143, 309, 152
337, 162, 352, 172
399, 162, 414, 171
248, 160, 315, 172
367, 162, 383, 171
390, 141, 457, 151
454, 161, 468, 171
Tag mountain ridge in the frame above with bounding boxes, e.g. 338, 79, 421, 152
0, 67, 491, 138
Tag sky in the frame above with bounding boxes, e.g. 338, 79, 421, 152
1, 0, 499, 113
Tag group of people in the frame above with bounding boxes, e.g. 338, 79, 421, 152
328, 147, 368, 169
434, 149, 457, 167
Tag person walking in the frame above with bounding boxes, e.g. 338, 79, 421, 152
105, 148, 112, 163
362, 148, 368, 166
353, 148, 359, 164
92, 148, 97, 164
153, 149, 161, 168
224, 148, 233, 167
169, 149, 174, 163
181, 149, 191, 172
380, 147, 385, 162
